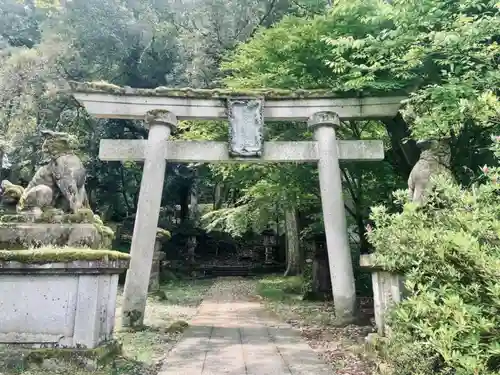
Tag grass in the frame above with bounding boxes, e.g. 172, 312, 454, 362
1, 278, 213, 375
114, 279, 212, 366
256, 275, 338, 326
256, 275, 303, 299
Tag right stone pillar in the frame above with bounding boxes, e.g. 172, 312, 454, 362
308, 112, 357, 320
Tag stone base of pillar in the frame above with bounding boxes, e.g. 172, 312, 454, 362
360, 254, 406, 336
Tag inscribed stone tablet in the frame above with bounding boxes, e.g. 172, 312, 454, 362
227, 98, 264, 157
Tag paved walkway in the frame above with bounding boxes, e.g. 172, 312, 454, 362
159, 278, 333, 375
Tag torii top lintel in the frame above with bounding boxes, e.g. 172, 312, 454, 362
70, 81, 406, 121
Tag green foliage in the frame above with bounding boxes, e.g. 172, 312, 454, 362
225, 0, 500, 140
367, 140, 500, 374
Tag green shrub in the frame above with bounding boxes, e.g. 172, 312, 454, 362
367, 140, 500, 375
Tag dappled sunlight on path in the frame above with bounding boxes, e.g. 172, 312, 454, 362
159, 278, 333, 375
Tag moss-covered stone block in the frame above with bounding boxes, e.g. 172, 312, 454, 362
0, 247, 130, 264
0, 214, 29, 223
0, 340, 122, 371
70, 80, 406, 99
0, 223, 112, 249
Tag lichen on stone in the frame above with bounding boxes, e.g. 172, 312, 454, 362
0, 247, 130, 263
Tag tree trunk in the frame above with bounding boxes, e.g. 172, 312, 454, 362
284, 207, 301, 276
0, 149, 4, 181
187, 174, 199, 264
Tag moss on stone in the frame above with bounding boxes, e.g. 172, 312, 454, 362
37, 208, 64, 223
31, 340, 121, 362
1, 180, 24, 200
146, 109, 171, 116
92, 213, 115, 247
0, 247, 130, 263
156, 228, 171, 241
165, 320, 189, 334
60, 208, 95, 224
0, 214, 29, 223
0, 340, 122, 370
93, 214, 104, 225
123, 310, 144, 330
70, 80, 403, 99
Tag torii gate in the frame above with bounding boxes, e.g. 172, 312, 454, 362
71, 82, 404, 327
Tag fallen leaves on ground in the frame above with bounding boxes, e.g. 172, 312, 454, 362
258, 286, 378, 375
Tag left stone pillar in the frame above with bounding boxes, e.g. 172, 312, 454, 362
121, 110, 176, 328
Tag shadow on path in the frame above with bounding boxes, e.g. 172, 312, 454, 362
158, 278, 333, 375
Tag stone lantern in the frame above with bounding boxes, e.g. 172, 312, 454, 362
262, 228, 276, 265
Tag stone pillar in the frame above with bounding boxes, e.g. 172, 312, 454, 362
121, 110, 176, 328
308, 112, 357, 320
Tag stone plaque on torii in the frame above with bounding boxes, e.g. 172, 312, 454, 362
71, 82, 405, 327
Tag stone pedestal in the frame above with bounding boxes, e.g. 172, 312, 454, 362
360, 254, 406, 336
0, 250, 129, 348
0, 223, 110, 249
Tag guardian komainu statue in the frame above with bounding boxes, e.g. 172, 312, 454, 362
16, 130, 89, 216
408, 139, 453, 205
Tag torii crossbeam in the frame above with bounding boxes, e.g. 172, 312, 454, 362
71, 81, 405, 327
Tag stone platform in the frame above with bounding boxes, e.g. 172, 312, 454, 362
0, 250, 129, 349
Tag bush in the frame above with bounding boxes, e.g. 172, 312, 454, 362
367, 142, 500, 375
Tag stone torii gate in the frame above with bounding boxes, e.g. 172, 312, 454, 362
71, 82, 404, 327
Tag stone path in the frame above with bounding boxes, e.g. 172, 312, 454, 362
158, 278, 333, 375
